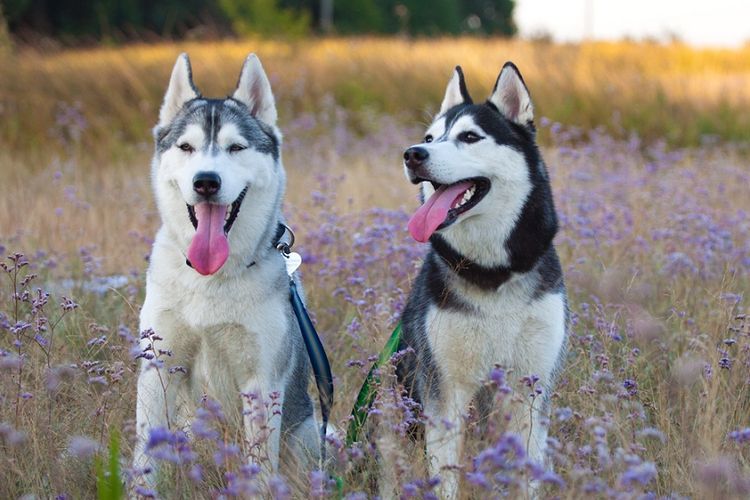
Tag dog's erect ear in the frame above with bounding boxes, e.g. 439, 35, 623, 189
489, 62, 534, 125
232, 54, 277, 126
159, 53, 199, 127
439, 66, 473, 115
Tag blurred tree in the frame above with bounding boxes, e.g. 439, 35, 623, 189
332, 0, 384, 33
1, 0, 517, 41
280, 0, 383, 33
294, 0, 516, 36
319, 0, 331, 32
400, 0, 462, 35
2, 0, 30, 23
4, 0, 227, 40
144, 0, 228, 38
460, 0, 516, 35
218, 0, 310, 37
0, 2, 12, 53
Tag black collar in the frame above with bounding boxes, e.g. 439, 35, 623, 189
430, 234, 513, 291
246, 222, 288, 268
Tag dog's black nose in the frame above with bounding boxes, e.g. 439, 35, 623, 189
193, 172, 221, 197
404, 147, 429, 170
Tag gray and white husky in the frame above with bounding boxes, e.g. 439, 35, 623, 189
133, 53, 318, 487
396, 63, 567, 497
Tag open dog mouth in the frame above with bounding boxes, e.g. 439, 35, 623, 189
186, 187, 248, 234
408, 177, 490, 243
185, 187, 248, 276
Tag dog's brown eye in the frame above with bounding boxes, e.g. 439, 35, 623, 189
228, 144, 246, 153
424, 135, 433, 143
178, 143, 194, 153
458, 131, 482, 144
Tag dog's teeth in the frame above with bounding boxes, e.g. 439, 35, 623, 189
453, 185, 476, 210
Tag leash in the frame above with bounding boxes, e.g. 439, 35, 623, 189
345, 321, 403, 445
275, 224, 334, 469
273, 223, 403, 494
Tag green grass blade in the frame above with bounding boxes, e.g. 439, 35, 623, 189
346, 322, 402, 445
96, 430, 123, 500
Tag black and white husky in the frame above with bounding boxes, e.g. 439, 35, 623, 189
396, 63, 567, 497
133, 54, 318, 487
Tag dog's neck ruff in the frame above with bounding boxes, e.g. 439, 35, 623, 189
430, 234, 513, 290
245, 223, 288, 269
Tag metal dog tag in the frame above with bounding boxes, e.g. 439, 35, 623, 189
284, 252, 302, 276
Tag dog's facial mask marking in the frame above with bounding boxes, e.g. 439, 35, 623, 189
405, 64, 534, 243
156, 53, 278, 276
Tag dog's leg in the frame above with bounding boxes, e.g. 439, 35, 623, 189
376, 422, 406, 500
424, 386, 473, 500
526, 410, 548, 465
284, 414, 320, 467
529, 398, 552, 499
507, 392, 550, 499
280, 414, 320, 489
242, 381, 284, 479
133, 362, 180, 487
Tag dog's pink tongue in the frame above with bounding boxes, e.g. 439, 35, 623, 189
408, 181, 473, 243
187, 203, 229, 275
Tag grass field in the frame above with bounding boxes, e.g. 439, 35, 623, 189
1, 37, 750, 498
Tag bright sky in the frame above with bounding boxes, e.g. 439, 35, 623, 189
515, 0, 750, 47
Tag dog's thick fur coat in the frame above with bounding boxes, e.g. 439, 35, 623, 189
394, 63, 568, 498
133, 53, 318, 489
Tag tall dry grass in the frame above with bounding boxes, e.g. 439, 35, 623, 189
0, 38, 749, 498
2, 37, 750, 268
2, 37, 750, 157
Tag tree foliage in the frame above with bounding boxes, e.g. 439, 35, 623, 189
3, 0, 516, 41
4, 0, 227, 41
219, 0, 310, 37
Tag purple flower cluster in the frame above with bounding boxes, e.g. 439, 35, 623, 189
2, 114, 750, 497
729, 428, 750, 445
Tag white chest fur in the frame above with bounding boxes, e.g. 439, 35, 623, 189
424, 278, 566, 392
139, 239, 292, 411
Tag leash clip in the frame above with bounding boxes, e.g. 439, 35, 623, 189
280, 222, 333, 469
276, 224, 302, 276
275, 223, 295, 255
